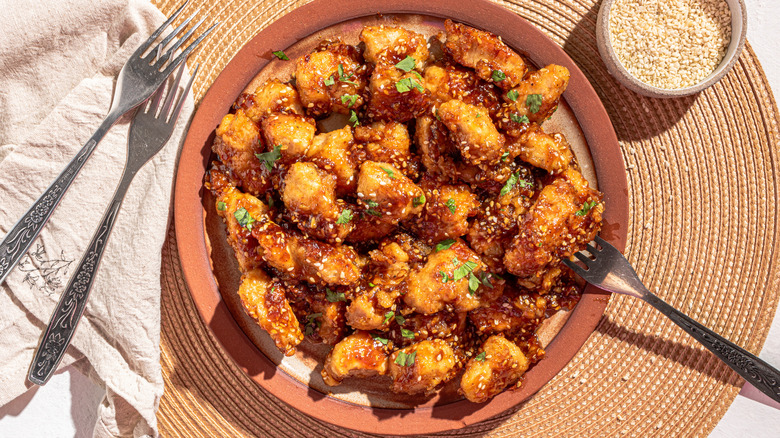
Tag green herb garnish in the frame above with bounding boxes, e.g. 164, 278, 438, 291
256, 144, 282, 171
338, 63, 358, 85
475, 351, 486, 361
371, 333, 389, 345
526, 94, 543, 113
453, 260, 478, 282
326, 288, 346, 302
401, 328, 415, 339
491, 69, 506, 82
445, 198, 456, 214
217, 201, 227, 211
336, 209, 353, 224
324, 75, 335, 86
381, 167, 397, 179
506, 89, 519, 101
501, 151, 510, 162
395, 314, 405, 325
234, 207, 256, 230
384, 311, 395, 324
435, 239, 456, 252
575, 200, 598, 216
395, 77, 424, 93
395, 350, 416, 366
468, 273, 481, 295
395, 56, 416, 72
272, 50, 289, 60
348, 110, 359, 127
510, 113, 530, 124
413, 194, 426, 207
340, 94, 358, 108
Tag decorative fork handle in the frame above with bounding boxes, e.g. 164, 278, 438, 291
0, 112, 120, 285
643, 292, 780, 403
28, 170, 132, 385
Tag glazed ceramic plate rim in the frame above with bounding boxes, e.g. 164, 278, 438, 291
173, 0, 629, 434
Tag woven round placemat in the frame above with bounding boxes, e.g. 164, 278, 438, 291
153, 0, 780, 436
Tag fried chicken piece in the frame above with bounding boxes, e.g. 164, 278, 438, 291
237, 269, 303, 356
365, 63, 431, 123
235, 79, 304, 123
443, 19, 527, 90
322, 331, 390, 386
307, 125, 358, 196
415, 115, 459, 182
498, 64, 570, 133
437, 99, 505, 167
281, 162, 353, 242
212, 110, 272, 196
389, 339, 457, 394
504, 167, 603, 289
468, 288, 545, 336
409, 175, 480, 242
507, 124, 573, 173
398, 310, 468, 344
356, 161, 424, 224
460, 335, 529, 402
294, 41, 369, 117
353, 121, 418, 178
403, 239, 487, 314
309, 296, 348, 345
360, 24, 430, 68
260, 113, 316, 164
423, 63, 501, 117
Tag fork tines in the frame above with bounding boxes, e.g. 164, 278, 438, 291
136, 1, 218, 77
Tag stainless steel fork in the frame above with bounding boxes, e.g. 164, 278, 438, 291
564, 235, 780, 403
27, 64, 198, 386
0, 1, 216, 285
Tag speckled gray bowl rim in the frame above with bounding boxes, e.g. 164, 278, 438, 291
596, 0, 748, 98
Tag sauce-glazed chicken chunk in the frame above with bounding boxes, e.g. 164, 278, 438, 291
443, 19, 527, 89
206, 20, 604, 403
460, 335, 529, 402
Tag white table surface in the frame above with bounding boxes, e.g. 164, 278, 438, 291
1, 0, 779, 436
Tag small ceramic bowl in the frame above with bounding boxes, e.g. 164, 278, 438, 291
596, 0, 747, 98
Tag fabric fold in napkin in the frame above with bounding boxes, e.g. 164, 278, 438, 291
0, 0, 194, 436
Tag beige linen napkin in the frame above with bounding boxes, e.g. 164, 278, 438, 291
0, 0, 194, 436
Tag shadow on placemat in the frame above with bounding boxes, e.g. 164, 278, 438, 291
155, 0, 780, 437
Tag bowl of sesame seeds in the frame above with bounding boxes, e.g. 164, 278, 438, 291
596, 0, 747, 98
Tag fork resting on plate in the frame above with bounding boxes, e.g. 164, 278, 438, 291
564, 236, 780, 403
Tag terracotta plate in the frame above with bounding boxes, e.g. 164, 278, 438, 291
173, 0, 628, 434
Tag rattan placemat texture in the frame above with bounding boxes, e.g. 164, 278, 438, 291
152, 0, 780, 436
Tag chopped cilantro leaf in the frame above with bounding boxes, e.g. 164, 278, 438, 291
366, 209, 382, 217
401, 329, 415, 339
395, 314, 405, 325
348, 110, 359, 127
234, 207, 255, 230
326, 288, 346, 303
336, 209, 353, 224
372, 333, 389, 345
384, 311, 395, 324
324, 75, 335, 86
575, 200, 598, 216
256, 145, 282, 171
413, 194, 426, 207
500, 172, 519, 197
510, 113, 530, 124
475, 351, 486, 361
506, 89, 519, 101
395, 77, 424, 93
340, 94, 358, 108
395, 350, 416, 367
338, 63, 358, 85
492, 69, 506, 82
216, 201, 226, 211
501, 151, 510, 162
369, 282, 376, 287
445, 198, 456, 214
395, 56, 416, 72
381, 167, 397, 179
435, 239, 456, 252
468, 273, 481, 295
272, 50, 289, 60
453, 260, 478, 282
366, 200, 379, 208
526, 94, 543, 113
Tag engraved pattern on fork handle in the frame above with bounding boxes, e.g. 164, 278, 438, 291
0, 114, 118, 285
643, 293, 780, 403
27, 197, 123, 385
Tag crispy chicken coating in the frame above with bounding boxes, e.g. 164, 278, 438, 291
307, 126, 358, 195
443, 19, 527, 89
235, 79, 304, 123
437, 99, 505, 167
403, 239, 487, 314
353, 121, 418, 177
365, 63, 431, 123
423, 63, 501, 117
508, 124, 574, 173
237, 269, 303, 356
415, 115, 459, 182
409, 176, 480, 242
389, 339, 457, 394
309, 296, 348, 346
460, 335, 529, 402
356, 161, 424, 225
282, 162, 353, 242
213, 110, 272, 196
294, 41, 369, 117
322, 331, 390, 386
468, 288, 545, 336
360, 25, 430, 68
261, 113, 317, 164
498, 64, 570, 133
504, 167, 603, 289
